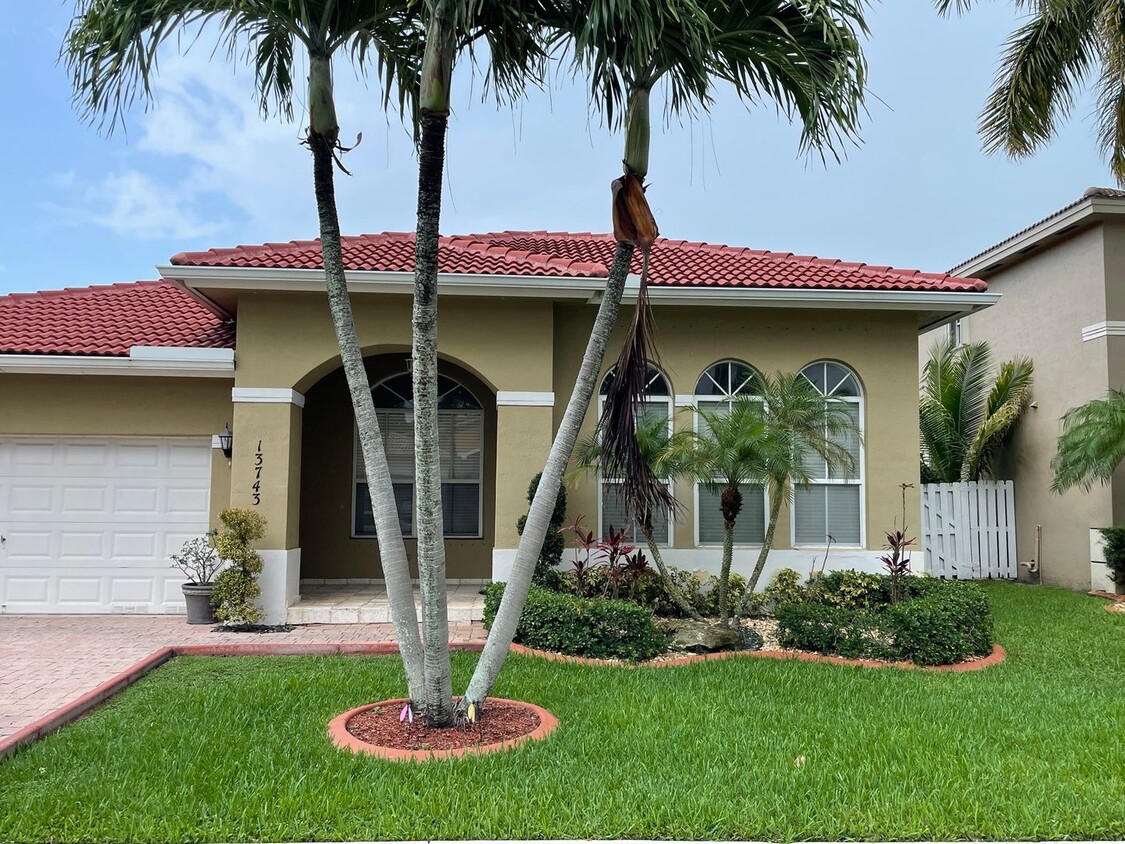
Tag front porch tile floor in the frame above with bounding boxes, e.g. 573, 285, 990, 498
288, 583, 487, 625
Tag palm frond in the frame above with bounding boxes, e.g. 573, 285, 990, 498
1052, 388, 1125, 492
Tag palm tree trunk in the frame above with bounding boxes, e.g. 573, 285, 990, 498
736, 484, 784, 622
412, 2, 455, 728
463, 82, 651, 705
642, 523, 703, 621
463, 244, 633, 705
307, 55, 424, 704
718, 517, 735, 627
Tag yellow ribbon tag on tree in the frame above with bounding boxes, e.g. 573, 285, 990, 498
467, 702, 477, 724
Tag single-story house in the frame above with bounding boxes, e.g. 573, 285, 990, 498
0, 231, 995, 622
920, 188, 1125, 591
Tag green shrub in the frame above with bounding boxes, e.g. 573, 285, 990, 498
815, 569, 889, 611
1099, 527, 1125, 589
211, 508, 267, 625
515, 473, 567, 591
762, 568, 806, 611
774, 572, 994, 666
774, 602, 891, 660
882, 583, 993, 665
483, 583, 667, 661
595, 567, 747, 619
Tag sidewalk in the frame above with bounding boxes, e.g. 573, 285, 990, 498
0, 615, 485, 741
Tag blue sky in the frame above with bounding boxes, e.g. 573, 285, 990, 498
0, 3, 1113, 295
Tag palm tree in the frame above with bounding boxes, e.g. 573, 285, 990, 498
670, 375, 859, 627
920, 337, 1035, 483
63, 0, 546, 724
408, 0, 551, 727
63, 0, 431, 707
465, 0, 871, 704
935, 0, 1125, 185
572, 413, 704, 621
1052, 389, 1125, 492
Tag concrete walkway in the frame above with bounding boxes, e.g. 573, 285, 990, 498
0, 615, 486, 741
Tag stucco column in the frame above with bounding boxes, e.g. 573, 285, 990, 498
491, 392, 555, 581
230, 388, 304, 623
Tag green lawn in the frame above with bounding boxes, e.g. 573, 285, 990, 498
1, 583, 1122, 843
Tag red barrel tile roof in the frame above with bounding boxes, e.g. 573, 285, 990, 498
0, 281, 234, 357
171, 230, 988, 292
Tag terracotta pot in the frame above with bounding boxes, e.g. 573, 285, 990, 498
181, 583, 216, 625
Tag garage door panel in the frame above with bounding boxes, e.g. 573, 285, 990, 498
0, 437, 211, 613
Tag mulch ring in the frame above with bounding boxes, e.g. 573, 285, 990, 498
329, 697, 558, 761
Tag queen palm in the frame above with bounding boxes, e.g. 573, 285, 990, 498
1051, 389, 1125, 492
465, 0, 871, 703
64, 0, 546, 724
670, 374, 859, 627
920, 337, 1034, 483
936, 0, 1125, 184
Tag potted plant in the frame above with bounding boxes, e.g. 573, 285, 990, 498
171, 532, 222, 624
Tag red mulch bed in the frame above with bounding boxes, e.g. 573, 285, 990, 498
345, 699, 540, 752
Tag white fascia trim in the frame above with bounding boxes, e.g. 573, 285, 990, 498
232, 387, 305, 407
1082, 320, 1125, 342
0, 353, 234, 378
496, 390, 554, 407
162, 264, 999, 313
129, 345, 234, 363
952, 197, 1125, 278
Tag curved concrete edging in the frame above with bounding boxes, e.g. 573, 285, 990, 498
328, 697, 559, 761
509, 641, 1007, 672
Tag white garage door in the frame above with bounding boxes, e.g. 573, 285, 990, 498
0, 437, 211, 614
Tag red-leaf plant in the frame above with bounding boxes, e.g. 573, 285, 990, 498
880, 483, 916, 604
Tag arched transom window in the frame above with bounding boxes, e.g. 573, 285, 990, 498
693, 360, 767, 546
793, 361, 864, 547
354, 373, 484, 538
597, 364, 672, 544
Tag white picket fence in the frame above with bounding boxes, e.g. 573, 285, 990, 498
920, 481, 1017, 580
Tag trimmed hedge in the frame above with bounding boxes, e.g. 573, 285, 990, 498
775, 575, 994, 666
483, 583, 667, 661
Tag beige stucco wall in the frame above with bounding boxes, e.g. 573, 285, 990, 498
554, 304, 922, 552
227, 292, 550, 579
0, 374, 233, 525
923, 224, 1113, 589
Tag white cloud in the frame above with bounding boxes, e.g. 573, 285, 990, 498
91, 170, 220, 239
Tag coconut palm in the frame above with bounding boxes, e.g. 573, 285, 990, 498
670, 374, 859, 627
1051, 388, 1125, 492
935, 0, 1125, 185
572, 412, 704, 621
920, 337, 1035, 483
465, 0, 870, 704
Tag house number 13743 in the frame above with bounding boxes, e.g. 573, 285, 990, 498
251, 440, 263, 505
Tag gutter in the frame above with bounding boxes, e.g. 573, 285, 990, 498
0, 346, 235, 378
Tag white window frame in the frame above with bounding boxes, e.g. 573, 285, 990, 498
596, 365, 674, 547
352, 373, 484, 540
790, 360, 865, 549
691, 360, 769, 548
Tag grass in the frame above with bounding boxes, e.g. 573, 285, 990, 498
0, 582, 1122, 843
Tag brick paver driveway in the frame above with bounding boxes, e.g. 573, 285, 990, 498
0, 616, 485, 741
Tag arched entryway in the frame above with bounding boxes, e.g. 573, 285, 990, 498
298, 352, 498, 583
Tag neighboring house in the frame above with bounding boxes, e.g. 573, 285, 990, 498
0, 232, 994, 622
921, 188, 1125, 590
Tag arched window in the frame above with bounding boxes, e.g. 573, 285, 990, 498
597, 364, 672, 544
793, 361, 863, 547
693, 360, 767, 546
354, 373, 484, 538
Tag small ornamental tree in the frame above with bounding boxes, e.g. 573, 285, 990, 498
516, 473, 567, 590
211, 508, 268, 625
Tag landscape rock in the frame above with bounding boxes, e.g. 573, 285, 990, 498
658, 618, 743, 654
